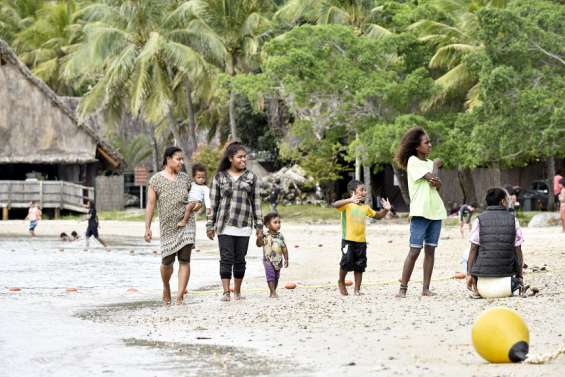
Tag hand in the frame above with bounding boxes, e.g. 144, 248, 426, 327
206, 229, 215, 240
350, 194, 363, 204
466, 275, 477, 292
144, 228, 152, 243
284, 260, 289, 268
256, 236, 264, 247
256, 228, 264, 239
380, 198, 392, 211
433, 158, 444, 169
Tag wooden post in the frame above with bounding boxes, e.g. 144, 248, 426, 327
139, 185, 144, 209
39, 181, 44, 208
2, 207, 8, 220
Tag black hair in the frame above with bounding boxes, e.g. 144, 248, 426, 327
71, 231, 78, 237
395, 127, 428, 169
485, 187, 508, 206
560, 178, 565, 186
192, 163, 207, 177
60, 232, 68, 238
470, 202, 479, 208
263, 212, 280, 226
217, 141, 246, 173
347, 179, 364, 194
162, 146, 183, 167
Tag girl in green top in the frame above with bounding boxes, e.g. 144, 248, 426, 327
395, 127, 447, 298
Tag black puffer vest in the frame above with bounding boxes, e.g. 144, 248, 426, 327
471, 206, 517, 277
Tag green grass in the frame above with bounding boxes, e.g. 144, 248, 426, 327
262, 204, 340, 223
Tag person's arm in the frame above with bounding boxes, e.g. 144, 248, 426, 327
283, 245, 289, 268
251, 177, 263, 239
371, 198, 391, 219
203, 186, 212, 216
332, 195, 361, 208
144, 185, 157, 242
466, 243, 479, 291
206, 176, 220, 239
515, 246, 524, 279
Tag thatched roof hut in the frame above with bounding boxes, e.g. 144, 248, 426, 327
0, 39, 124, 216
0, 39, 122, 168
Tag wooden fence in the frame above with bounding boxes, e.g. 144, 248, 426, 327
0, 180, 94, 214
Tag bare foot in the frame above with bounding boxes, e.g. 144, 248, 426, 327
175, 296, 184, 305
422, 289, 436, 296
221, 291, 231, 302
354, 290, 364, 296
176, 221, 187, 228
269, 293, 279, 298
163, 287, 171, 305
338, 280, 348, 296
233, 292, 245, 300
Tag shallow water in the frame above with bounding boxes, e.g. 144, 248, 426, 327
0, 236, 267, 377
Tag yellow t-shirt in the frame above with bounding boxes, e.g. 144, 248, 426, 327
337, 203, 377, 243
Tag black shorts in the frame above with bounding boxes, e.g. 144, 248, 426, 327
340, 240, 367, 272
86, 224, 99, 238
162, 244, 193, 265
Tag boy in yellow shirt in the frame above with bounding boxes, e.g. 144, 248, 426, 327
333, 180, 391, 296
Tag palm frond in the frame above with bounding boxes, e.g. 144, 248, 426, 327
319, 5, 350, 25
429, 43, 480, 70
465, 82, 482, 110
365, 23, 392, 39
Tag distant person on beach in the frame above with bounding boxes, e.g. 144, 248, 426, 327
332, 179, 391, 296
60, 231, 80, 242
559, 178, 565, 232
257, 212, 288, 298
177, 163, 211, 228
26, 201, 42, 237
270, 179, 281, 213
554, 170, 563, 208
207, 141, 263, 301
85, 200, 108, 250
458, 203, 477, 238
145, 146, 200, 305
466, 188, 526, 298
394, 127, 447, 298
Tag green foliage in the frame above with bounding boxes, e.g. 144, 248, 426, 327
192, 145, 223, 179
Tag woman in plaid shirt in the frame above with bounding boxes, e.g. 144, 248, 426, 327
207, 142, 263, 301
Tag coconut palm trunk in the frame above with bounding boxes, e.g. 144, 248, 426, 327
183, 78, 198, 157
228, 53, 238, 140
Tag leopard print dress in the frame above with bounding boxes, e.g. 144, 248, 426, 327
149, 171, 195, 258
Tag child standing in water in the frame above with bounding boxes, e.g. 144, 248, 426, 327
395, 127, 447, 298
333, 180, 391, 296
26, 201, 42, 236
177, 163, 211, 228
257, 213, 288, 298
85, 200, 108, 250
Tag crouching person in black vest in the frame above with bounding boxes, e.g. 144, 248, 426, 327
466, 187, 527, 298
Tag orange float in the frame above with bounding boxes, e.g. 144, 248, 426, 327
127, 288, 139, 293
344, 280, 353, 286
8, 287, 21, 292
285, 282, 297, 289
66, 288, 78, 292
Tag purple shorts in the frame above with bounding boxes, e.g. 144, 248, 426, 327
263, 258, 280, 283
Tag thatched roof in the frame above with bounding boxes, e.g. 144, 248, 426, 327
0, 39, 123, 168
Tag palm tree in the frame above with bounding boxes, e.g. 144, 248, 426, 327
0, 0, 44, 44
64, 0, 214, 158
168, 0, 273, 140
408, 0, 508, 110
13, 0, 82, 95
274, 0, 391, 38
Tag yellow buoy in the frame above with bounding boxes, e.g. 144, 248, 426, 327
472, 307, 529, 363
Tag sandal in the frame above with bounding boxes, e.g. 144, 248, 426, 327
396, 283, 408, 298
221, 291, 231, 302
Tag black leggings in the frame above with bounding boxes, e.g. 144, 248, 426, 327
218, 235, 250, 279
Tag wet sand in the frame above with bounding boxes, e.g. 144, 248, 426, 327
2, 220, 565, 376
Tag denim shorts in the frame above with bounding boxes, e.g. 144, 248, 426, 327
409, 217, 442, 248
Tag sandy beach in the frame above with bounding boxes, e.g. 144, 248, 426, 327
1, 219, 564, 376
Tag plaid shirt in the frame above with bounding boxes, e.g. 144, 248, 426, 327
206, 169, 263, 233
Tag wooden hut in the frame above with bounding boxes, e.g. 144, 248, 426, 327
0, 39, 124, 219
